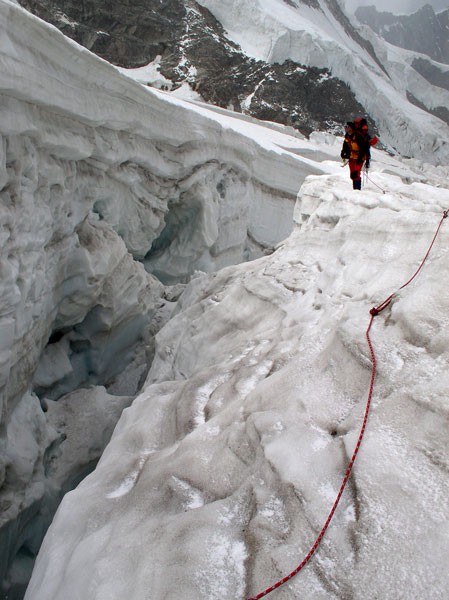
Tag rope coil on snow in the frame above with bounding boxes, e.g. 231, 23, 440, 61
246, 208, 449, 600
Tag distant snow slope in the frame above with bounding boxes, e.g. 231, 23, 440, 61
197, 0, 449, 163
355, 4, 449, 65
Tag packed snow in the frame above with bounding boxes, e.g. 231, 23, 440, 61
25, 170, 449, 600
0, 1, 449, 600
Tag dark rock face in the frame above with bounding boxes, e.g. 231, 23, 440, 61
17, 0, 370, 136
356, 4, 449, 65
406, 91, 449, 126
234, 62, 365, 136
283, 0, 321, 8
412, 57, 449, 92
19, 0, 189, 67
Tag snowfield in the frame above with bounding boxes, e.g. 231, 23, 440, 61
0, 1, 448, 599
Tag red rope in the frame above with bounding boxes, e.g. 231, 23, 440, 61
246, 208, 448, 600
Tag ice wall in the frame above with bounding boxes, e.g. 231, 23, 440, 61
1, 0, 448, 598
0, 0, 328, 595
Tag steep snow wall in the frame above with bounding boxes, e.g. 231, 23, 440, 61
0, 0, 329, 596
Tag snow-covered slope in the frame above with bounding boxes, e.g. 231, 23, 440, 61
14, 0, 373, 137
355, 4, 449, 65
356, 21, 449, 127
196, 0, 449, 163
15, 0, 449, 163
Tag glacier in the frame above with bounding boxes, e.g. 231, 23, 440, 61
0, 1, 448, 599
24, 173, 449, 600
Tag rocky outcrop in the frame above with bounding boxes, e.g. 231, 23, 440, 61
19, 0, 187, 67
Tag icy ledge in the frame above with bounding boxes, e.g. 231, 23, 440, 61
26, 173, 449, 600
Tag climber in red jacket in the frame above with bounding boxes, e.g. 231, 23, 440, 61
341, 118, 378, 190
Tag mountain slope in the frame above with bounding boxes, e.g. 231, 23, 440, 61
1, 1, 449, 599
16, 0, 367, 136
15, 0, 449, 163
196, 0, 449, 163
355, 4, 449, 65
354, 3, 449, 128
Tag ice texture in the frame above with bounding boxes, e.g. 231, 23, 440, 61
0, 1, 448, 599
0, 0, 330, 593
25, 171, 449, 600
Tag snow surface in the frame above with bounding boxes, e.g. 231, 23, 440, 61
0, 1, 448, 599
116, 56, 173, 90
115, 57, 205, 102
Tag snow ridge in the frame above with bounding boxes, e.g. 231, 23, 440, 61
25, 171, 449, 600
